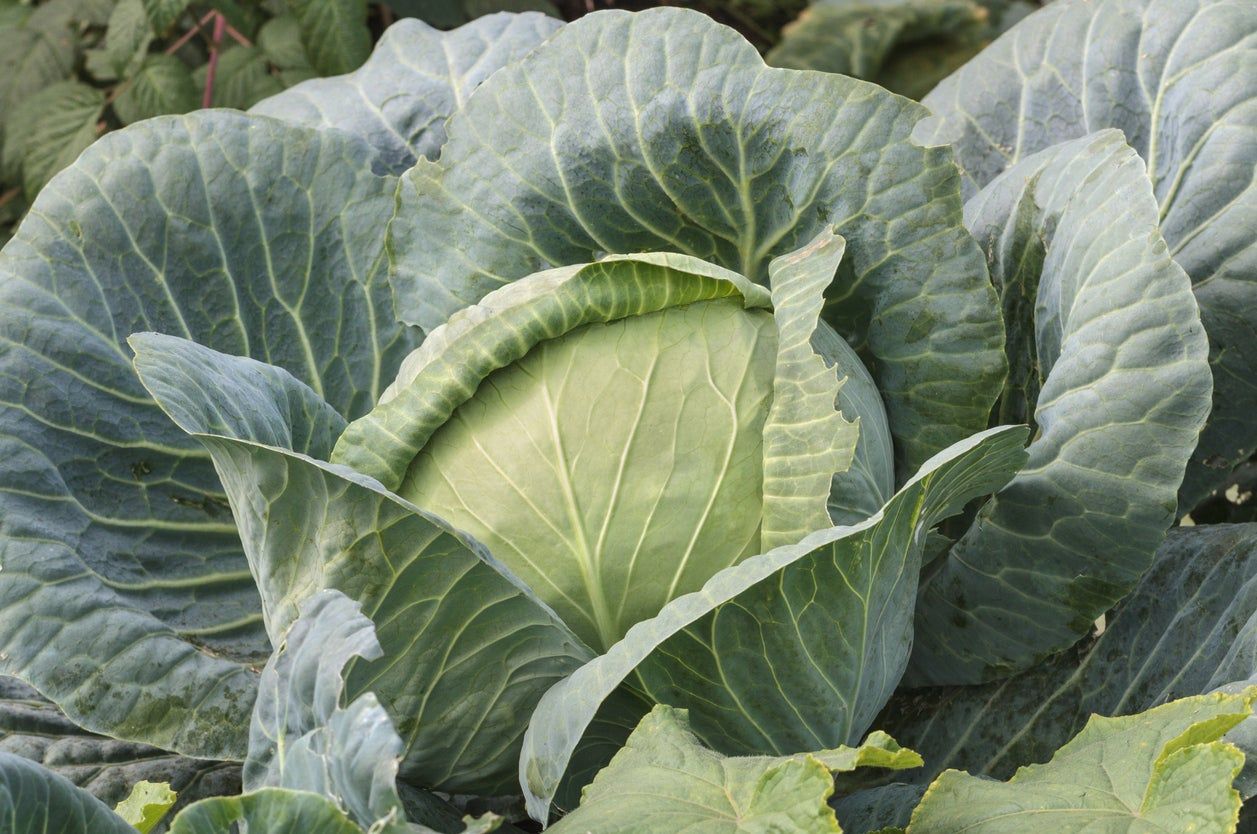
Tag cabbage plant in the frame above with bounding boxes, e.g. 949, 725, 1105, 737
0, 2, 1253, 833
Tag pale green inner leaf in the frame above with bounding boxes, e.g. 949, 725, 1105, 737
401, 300, 777, 651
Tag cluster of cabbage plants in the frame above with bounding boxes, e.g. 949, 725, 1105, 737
0, 1, 1254, 832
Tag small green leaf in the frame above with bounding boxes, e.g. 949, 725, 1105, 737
549, 705, 919, 833
114, 53, 198, 124
194, 45, 283, 109
908, 691, 1257, 833
287, 0, 369, 75
1, 79, 103, 198
141, 0, 190, 32
257, 14, 312, 71
115, 781, 177, 833
101, 0, 154, 79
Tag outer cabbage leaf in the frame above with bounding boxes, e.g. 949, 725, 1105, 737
907, 131, 1211, 684
521, 425, 1029, 821
252, 13, 561, 173
877, 524, 1257, 796
0, 676, 240, 822
130, 333, 590, 796
0, 751, 137, 834
0, 111, 417, 758
168, 789, 362, 834
548, 705, 921, 834
915, 0, 1257, 507
766, 0, 991, 100
389, 6, 1007, 481
907, 691, 1255, 833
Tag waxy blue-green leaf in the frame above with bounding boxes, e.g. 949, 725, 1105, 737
916, 0, 1257, 508
390, 6, 1006, 481
0, 751, 137, 834
521, 425, 1028, 822
252, 13, 562, 174
130, 332, 590, 795
0, 111, 417, 759
906, 131, 1211, 685
908, 691, 1255, 834
767, 0, 991, 100
549, 705, 921, 834
0, 677, 241, 822
876, 524, 1257, 797
245, 590, 408, 832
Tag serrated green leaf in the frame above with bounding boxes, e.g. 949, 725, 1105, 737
102, 0, 153, 79
195, 45, 284, 109
114, 53, 198, 124
0, 111, 416, 759
115, 781, 177, 833
256, 14, 311, 70
141, 0, 190, 32
548, 705, 918, 834
253, 13, 561, 173
286, 0, 368, 75
3, 79, 103, 198
908, 691, 1255, 833
0, 752, 137, 834
916, 0, 1257, 509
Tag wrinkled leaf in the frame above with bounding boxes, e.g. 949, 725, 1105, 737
908, 691, 1255, 833
550, 705, 920, 833
916, 0, 1257, 508
0, 111, 415, 758
130, 333, 590, 795
286, 0, 369, 75
253, 13, 561, 174
908, 130, 1211, 684
114, 54, 198, 125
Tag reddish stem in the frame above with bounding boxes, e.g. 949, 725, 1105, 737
201, 11, 226, 108
164, 10, 217, 55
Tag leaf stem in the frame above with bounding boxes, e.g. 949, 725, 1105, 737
164, 10, 217, 55
201, 11, 226, 109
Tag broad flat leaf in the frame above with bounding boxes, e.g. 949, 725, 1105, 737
878, 524, 1257, 793
548, 705, 920, 834
115, 782, 176, 833
286, 0, 369, 75
169, 789, 361, 834
907, 131, 1211, 684
0, 111, 417, 758
130, 333, 590, 795
907, 691, 1255, 833
916, 0, 1257, 508
0, 676, 241, 822
767, 0, 990, 100
389, 7, 1006, 481
521, 425, 1029, 821
0, 752, 137, 834
252, 13, 562, 174
195, 46, 284, 109
114, 54, 199, 125
2, 80, 103, 198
